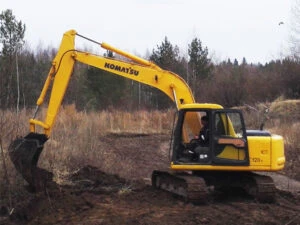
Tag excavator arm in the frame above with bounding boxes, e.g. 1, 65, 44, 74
31, 30, 196, 136
9, 30, 199, 189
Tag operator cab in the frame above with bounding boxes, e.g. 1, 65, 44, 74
172, 108, 249, 166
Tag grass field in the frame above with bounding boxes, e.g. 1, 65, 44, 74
0, 100, 300, 209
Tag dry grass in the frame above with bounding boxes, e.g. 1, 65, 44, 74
270, 121, 300, 180
0, 105, 174, 188
0, 109, 33, 207
269, 99, 300, 120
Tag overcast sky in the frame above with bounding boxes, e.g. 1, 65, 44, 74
1, 0, 293, 64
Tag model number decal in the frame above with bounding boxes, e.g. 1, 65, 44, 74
251, 157, 262, 163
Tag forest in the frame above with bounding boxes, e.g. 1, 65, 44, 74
0, 9, 300, 112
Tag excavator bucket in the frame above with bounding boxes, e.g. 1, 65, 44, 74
8, 132, 51, 191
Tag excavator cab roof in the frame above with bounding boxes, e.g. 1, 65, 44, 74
179, 103, 223, 110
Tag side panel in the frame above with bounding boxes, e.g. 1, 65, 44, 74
247, 136, 271, 166
271, 135, 285, 170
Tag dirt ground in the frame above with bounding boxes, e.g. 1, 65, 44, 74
1, 134, 300, 225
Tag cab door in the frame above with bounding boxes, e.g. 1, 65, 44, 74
212, 110, 249, 166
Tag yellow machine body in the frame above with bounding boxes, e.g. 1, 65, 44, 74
9, 30, 285, 192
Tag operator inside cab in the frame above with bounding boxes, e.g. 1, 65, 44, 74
177, 112, 211, 163
197, 115, 209, 146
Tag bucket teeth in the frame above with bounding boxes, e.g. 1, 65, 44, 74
8, 133, 49, 191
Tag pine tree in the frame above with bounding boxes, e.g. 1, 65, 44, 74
188, 38, 213, 80
148, 37, 181, 109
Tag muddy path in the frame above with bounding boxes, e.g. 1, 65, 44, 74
1, 134, 300, 225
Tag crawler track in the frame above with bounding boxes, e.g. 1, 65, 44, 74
199, 171, 277, 203
151, 170, 209, 204
152, 170, 277, 203
245, 173, 276, 203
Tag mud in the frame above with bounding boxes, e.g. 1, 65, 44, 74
1, 134, 300, 225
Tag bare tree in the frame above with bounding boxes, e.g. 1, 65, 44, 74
0, 9, 26, 109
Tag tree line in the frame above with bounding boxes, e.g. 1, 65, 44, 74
1, 9, 300, 111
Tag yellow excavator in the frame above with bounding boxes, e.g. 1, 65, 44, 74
9, 30, 285, 203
